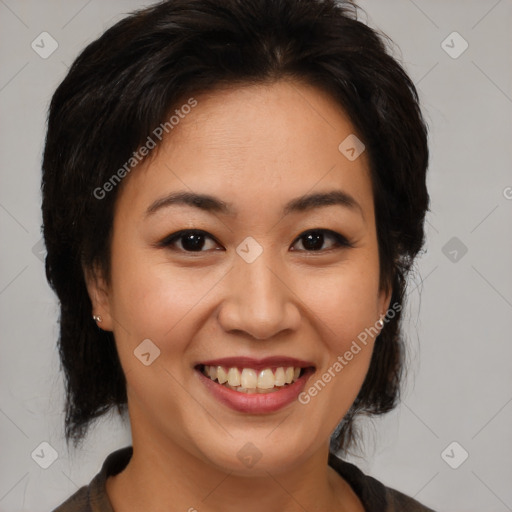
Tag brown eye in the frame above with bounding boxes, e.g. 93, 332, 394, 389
160, 230, 221, 252
291, 229, 352, 252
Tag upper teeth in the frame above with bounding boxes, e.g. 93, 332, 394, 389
203, 365, 301, 391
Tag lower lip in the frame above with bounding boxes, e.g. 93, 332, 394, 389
196, 367, 314, 413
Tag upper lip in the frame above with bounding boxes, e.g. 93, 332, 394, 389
196, 356, 315, 372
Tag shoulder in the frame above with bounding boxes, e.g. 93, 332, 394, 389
52, 485, 91, 512
384, 486, 438, 512
51, 446, 133, 512
328, 452, 438, 512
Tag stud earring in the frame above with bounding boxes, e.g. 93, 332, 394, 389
376, 317, 384, 329
92, 315, 102, 323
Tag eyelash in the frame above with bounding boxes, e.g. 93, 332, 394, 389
158, 229, 353, 253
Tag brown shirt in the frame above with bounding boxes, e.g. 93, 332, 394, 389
52, 446, 437, 512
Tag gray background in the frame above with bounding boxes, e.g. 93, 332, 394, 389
1, 1, 511, 511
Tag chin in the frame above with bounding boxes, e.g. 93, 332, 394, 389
192, 430, 314, 477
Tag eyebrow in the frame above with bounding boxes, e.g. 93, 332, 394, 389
145, 190, 363, 218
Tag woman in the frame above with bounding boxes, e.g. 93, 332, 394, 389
43, 0, 435, 510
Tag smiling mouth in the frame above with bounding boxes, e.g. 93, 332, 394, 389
196, 364, 313, 394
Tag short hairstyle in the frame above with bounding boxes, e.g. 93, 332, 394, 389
41, 0, 429, 451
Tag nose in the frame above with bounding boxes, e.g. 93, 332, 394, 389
217, 252, 301, 340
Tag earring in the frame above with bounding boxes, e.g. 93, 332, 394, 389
376, 317, 384, 329
92, 315, 102, 323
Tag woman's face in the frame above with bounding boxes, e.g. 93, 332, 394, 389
90, 80, 390, 474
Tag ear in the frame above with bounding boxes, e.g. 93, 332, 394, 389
377, 282, 393, 327
83, 264, 114, 331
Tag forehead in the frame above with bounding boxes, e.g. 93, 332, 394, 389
115, 80, 374, 223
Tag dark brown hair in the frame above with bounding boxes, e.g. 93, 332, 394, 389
41, 0, 429, 452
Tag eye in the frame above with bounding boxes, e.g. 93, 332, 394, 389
290, 229, 352, 252
159, 230, 222, 252
158, 228, 352, 253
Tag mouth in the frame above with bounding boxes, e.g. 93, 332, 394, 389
194, 357, 315, 413
196, 364, 312, 393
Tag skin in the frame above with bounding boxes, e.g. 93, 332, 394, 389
86, 79, 391, 512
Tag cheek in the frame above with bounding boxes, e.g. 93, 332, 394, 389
299, 260, 381, 344
108, 244, 224, 347
296, 267, 380, 423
